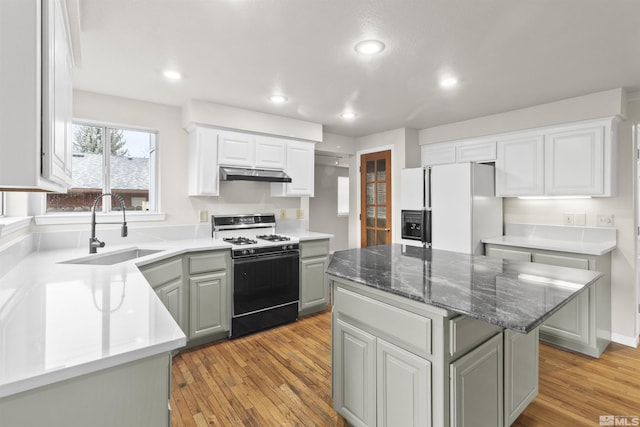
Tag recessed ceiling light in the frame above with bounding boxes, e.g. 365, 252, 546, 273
354, 39, 385, 55
340, 111, 357, 120
439, 76, 458, 88
163, 70, 182, 80
268, 94, 288, 103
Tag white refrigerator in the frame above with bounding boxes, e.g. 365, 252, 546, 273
400, 162, 503, 255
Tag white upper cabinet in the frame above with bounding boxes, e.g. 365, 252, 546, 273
496, 118, 616, 197
218, 131, 255, 167
272, 140, 315, 197
0, 0, 73, 192
421, 140, 496, 166
496, 134, 545, 197
255, 135, 286, 169
545, 124, 605, 196
187, 126, 219, 196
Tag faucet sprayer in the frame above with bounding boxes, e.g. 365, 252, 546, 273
89, 193, 128, 253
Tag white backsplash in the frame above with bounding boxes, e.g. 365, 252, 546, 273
504, 223, 616, 245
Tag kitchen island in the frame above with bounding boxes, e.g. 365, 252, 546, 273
326, 244, 604, 427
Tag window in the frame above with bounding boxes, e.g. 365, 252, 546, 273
46, 123, 157, 213
337, 176, 349, 216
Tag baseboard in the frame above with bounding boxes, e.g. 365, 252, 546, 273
611, 332, 639, 348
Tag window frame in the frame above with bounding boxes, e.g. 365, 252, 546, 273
0, 192, 5, 217
337, 175, 350, 216
35, 120, 165, 225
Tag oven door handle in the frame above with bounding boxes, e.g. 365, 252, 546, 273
233, 251, 299, 263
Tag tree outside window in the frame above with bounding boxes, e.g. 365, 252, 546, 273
46, 123, 157, 213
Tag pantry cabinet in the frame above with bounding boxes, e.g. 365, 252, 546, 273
0, 0, 74, 192
485, 244, 611, 358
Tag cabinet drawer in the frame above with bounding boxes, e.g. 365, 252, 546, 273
335, 287, 432, 357
141, 257, 183, 288
300, 239, 329, 258
486, 246, 532, 262
188, 251, 228, 275
449, 315, 503, 359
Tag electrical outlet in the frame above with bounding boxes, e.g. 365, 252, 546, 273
562, 213, 574, 226
296, 209, 304, 219
279, 209, 287, 219
574, 213, 586, 226
597, 214, 614, 227
199, 210, 209, 223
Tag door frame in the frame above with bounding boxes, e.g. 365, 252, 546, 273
355, 145, 396, 247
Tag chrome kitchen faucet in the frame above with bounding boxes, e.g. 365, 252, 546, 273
89, 193, 128, 253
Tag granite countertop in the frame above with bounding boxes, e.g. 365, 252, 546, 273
326, 244, 603, 333
482, 223, 617, 256
0, 226, 332, 399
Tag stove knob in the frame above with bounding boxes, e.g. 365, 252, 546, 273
242, 249, 248, 255
249, 248, 255, 254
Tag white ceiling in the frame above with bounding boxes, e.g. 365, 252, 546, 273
73, 0, 640, 138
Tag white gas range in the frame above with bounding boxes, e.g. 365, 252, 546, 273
211, 213, 299, 338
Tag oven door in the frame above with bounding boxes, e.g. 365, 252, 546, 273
232, 251, 300, 316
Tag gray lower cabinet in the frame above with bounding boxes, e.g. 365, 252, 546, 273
140, 256, 187, 333
187, 251, 230, 342
450, 333, 503, 427
299, 239, 330, 316
139, 249, 231, 345
331, 280, 537, 427
485, 244, 611, 357
0, 353, 172, 427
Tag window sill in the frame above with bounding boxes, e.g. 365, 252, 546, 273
0, 217, 32, 238
34, 211, 166, 225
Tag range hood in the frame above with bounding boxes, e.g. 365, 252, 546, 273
219, 166, 292, 183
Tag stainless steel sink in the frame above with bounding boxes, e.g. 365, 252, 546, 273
60, 247, 164, 265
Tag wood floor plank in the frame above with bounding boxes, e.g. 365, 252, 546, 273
170, 309, 640, 426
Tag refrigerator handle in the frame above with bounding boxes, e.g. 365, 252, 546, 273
423, 209, 432, 247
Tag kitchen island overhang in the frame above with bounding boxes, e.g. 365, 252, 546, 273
326, 244, 606, 427
326, 244, 604, 334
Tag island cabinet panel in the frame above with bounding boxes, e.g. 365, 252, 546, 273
299, 239, 330, 316
485, 244, 611, 358
334, 319, 377, 427
504, 329, 539, 425
450, 332, 504, 427
377, 339, 431, 427
449, 315, 503, 359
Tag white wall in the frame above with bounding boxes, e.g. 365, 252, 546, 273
309, 164, 349, 252
419, 89, 638, 346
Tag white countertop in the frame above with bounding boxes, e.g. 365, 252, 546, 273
0, 227, 331, 399
482, 223, 617, 256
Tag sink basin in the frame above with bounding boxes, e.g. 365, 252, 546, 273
61, 248, 164, 266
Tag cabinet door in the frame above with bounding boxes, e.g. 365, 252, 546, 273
299, 256, 328, 316
41, 0, 73, 188
155, 277, 187, 333
218, 131, 255, 166
255, 136, 286, 169
545, 125, 604, 196
504, 329, 539, 425
450, 333, 503, 427
422, 143, 456, 166
334, 319, 376, 427
273, 141, 315, 196
456, 141, 496, 163
533, 253, 590, 345
485, 246, 532, 262
496, 135, 544, 197
189, 271, 228, 340
377, 339, 431, 427
188, 126, 219, 196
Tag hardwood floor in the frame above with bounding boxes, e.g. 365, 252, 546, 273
170, 309, 640, 426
